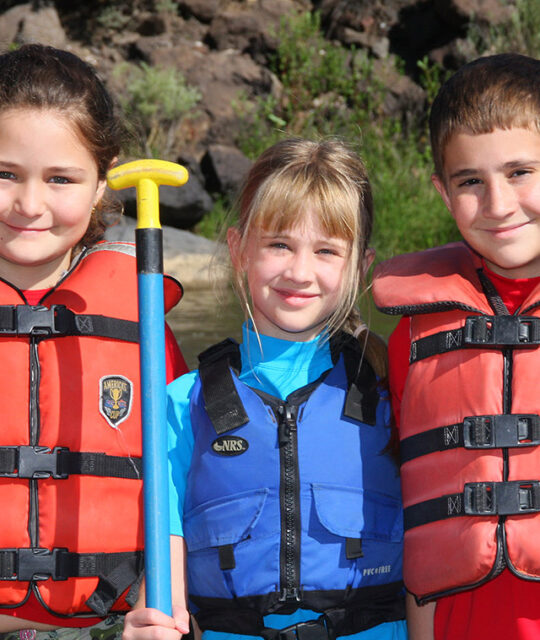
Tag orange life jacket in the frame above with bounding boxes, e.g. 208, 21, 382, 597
372, 242, 540, 603
0, 242, 181, 618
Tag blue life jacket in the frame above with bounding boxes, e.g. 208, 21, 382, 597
184, 335, 404, 639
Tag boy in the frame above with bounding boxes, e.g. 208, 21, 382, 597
372, 53, 540, 639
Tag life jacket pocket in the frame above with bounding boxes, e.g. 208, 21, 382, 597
184, 487, 269, 552
184, 488, 282, 599
308, 483, 403, 590
311, 483, 403, 543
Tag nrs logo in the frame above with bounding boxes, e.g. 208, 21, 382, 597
211, 436, 249, 456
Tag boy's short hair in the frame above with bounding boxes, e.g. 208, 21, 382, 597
430, 53, 540, 177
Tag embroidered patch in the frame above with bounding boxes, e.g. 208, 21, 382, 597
99, 375, 133, 428
212, 435, 249, 456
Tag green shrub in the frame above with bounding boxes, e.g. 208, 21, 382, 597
114, 62, 201, 158
97, 5, 131, 31
468, 0, 540, 58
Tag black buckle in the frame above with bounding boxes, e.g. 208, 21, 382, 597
464, 481, 540, 516
279, 619, 331, 640
0, 446, 69, 479
464, 315, 539, 346
16, 305, 64, 336
2, 548, 69, 581
463, 415, 540, 448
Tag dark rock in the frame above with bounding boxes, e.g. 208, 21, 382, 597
340, 26, 390, 58
200, 144, 252, 196
115, 172, 213, 229
181, 48, 281, 146
206, 0, 309, 63
319, 0, 403, 40
177, 152, 207, 185
178, 0, 223, 24
428, 37, 476, 69
388, 1, 460, 74
128, 33, 176, 63
136, 13, 168, 37
371, 58, 426, 123
131, 35, 209, 68
434, 0, 514, 28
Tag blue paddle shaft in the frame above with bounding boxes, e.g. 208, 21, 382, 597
137, 228, 172, 614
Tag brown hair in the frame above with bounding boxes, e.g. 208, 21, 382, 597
430, 53, 540, 177
230, 137, 387, 378
0, 44, 125, 251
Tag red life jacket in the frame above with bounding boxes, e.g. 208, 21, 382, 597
0, 242, 181, 618
372, 242, 540, 603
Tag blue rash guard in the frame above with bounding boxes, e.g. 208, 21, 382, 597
167, 323, 408, 640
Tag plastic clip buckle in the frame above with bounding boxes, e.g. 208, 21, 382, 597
463, 414, 540, 448
17, 446, 69, 479
464, 315, 538, 346
279, 620, 329, 640
17, 547, 68, 581
16, 305, 65, 336
464, 481, 540, 516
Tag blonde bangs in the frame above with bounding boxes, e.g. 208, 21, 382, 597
244, 164, 360, 247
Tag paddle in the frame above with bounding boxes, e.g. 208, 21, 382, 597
107, 159, 189, 613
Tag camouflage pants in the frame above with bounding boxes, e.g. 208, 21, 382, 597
0, 615, 124, 640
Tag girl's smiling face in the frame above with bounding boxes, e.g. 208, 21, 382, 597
228, 209, 350, 342
0, 108, 106, 289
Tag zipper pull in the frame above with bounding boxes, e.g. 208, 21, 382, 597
278, 586, 301, 602
278, 405, 296, 445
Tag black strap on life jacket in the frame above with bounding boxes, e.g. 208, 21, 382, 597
198, 338, 249, 435
329, 332, 379, 426
197, 334, 380, 434
0, 547, 143, 616
404, 480, 540, 531
410, 314, 540, 363
400, 414, 540, 465
0, 445, 142, 480
0, 305, 139, 342
193, 582, 405, 639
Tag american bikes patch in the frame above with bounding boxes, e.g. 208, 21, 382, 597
99, 375, 133, 427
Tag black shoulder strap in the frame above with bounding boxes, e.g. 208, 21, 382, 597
330, 332, 379, 426
477, 268, 509, 316
198, 338, 249, 435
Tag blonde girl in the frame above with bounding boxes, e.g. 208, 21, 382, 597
124, 138, 406, 640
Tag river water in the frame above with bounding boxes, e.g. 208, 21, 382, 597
167, 286, 400, 370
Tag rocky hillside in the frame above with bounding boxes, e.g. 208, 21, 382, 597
0, 0, 515, 231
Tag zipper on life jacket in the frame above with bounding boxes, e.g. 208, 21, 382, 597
28, 337, 42, 547
277, 403, 301, 604
502, 346, 513, 484
497, 345, 513, 576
